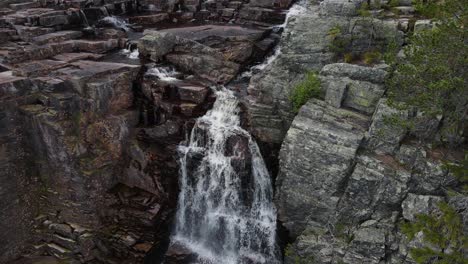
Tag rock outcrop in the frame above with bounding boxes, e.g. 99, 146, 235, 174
247, 1, 404, 144
267, 1, 465, 263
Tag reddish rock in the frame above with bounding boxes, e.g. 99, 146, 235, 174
165, 242, 197, 264
177, 84, 209, 104
52, 52, 103, 63
12, 59, 68, 77
129, 13, 169, 25
32, 30, 83, 45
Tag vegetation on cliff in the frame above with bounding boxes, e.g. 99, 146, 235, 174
401, 154, 468, 264
289, 71, 322, 112
386, 0, 467, 144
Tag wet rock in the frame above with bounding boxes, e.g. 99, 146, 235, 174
165, 242, 197, 264
247, 4, 345, 143
128, 13, 169, 24
49, 223, 73, 238
166, 53, 239, 84
177, 84, 209, 104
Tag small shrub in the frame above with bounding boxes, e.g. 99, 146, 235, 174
363, 50, 382, 64
344, 53, 354, 63
327, 25, 342, 39
413, 0, 443, 18
358, 2, 372, 17
290, 71, 322, 113
401, 202, 467, 264
387, 0, 399, 7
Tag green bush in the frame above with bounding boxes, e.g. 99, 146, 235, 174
363, 50, 382, 64
401, 202, 467, 264
358, 2, 372, 17
290, 71, 322, 113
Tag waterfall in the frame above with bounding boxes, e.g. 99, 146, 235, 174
122, 42, 140, 59
172, 88, 280, 264
79, 10, 90, 27
100, 16, 130, 31
145, 66, 179, 82
242, 2, 308, 78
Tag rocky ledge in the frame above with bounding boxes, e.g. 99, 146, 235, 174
0, 0, 289, 263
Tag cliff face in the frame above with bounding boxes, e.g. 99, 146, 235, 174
253, 1, 466, 264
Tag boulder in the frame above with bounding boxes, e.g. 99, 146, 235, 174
139, 30, 241, 84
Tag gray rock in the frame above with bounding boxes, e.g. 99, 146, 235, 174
320, 64, 387, 114
338, 155, 411, 223
247, 4, 346, 143
366, 98, 408, 155
414, 19, 432, 32
320, 63, 388, 84
275, 99, 369, 237
319, 0, 364, 17
402, 193, 443, 221
139, 32, 178, 60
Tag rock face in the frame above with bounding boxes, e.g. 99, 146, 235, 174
247, 1, 404, 144
276, 63, 459, 264
269, 2, 464, 263
276, 99, 369, 237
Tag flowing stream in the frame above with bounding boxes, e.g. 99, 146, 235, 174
172, 89, 280, 264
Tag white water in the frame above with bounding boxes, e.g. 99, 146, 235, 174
145, 66, 179, 82
243, 3, 308, 77
122, 47, 139, 59
172, 89, 280, 264
100, 16, 130, 31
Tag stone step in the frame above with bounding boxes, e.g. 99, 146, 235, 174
32, 30, 83, 45
52, 52, 103, 63
12, 59, 68, 77
5, 39, 120, 63
9, 1, 40, 11
14, 25, 55, 41
0, 8, 15, 16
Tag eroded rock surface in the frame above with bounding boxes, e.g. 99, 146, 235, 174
270, 2, 464, 264
0, 0, 293, 262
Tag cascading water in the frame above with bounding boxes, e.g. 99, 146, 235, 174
100, 16, 130, 31
122, 42, 139, 59
172, 88, 280, 264
145, 66, 180, 82
242, 2, 307, 78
